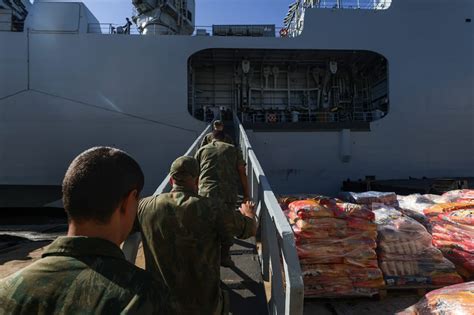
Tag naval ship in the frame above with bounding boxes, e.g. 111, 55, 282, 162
0, 0, 472, 198
0, 1, 473, 313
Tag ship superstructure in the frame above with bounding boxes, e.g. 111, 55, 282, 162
0, 0, 472, 197
0, 0, 30, 31
283, 1, 393, 37
132, 0, 195, 35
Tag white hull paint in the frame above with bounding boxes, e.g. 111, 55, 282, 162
0, 0, 472, 195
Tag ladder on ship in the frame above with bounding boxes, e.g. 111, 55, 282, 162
122, 114, 304, 315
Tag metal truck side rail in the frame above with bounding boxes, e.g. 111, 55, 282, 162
121, 123, 212, 262
233, 114, 304, 315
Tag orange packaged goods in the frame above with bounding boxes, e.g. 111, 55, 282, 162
289, 199, 335, 218
285, 197, 384, 297
398, 281, 474, 315
430, 208, 474, 278
374, 206, 462, 286
423, 201, 474, 218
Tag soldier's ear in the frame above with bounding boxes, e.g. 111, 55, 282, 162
120, 189, 138, 214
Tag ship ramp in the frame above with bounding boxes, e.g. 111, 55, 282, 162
123, 115, 304, 314
122, 116, 425, 314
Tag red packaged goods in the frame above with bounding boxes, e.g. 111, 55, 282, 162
444, 209, 474, 225
431, 209, 474, 277
293, 217, 347, 231
398, 282, 474, 315
287, 198, 375, 220
441, 248, 474, 277
424, 201, 474, 217
298, 245, 377, 266
293, 227, 377, 242
432, 237, 474, 254
284, 195, 384, 297
278, 195, 328, 210
289, 199, 335, 218
346, 217, 377, 231
335, 202, 375, 221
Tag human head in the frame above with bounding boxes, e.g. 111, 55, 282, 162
213, 120, 224, 131
212, 130, 225, 141
169, 156, 199, 191
62, 147, 144, 239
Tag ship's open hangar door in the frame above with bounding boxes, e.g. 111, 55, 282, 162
188, 49, 388, 130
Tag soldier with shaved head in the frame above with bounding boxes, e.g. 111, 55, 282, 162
0, 146, 168, 315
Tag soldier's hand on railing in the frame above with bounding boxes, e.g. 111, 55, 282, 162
239, 201, 256, 219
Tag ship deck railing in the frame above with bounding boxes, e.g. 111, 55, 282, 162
288, 0, 392, 11
86, 23, 285, 37
233, 113, 304, 315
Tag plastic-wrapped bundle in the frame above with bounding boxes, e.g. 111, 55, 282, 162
442, 189, 474, 203
396, 194, 441, 230
286, 198, 384, 297
302, 264, 385, 297
398, 281, 474, 315
288, 197, 375, 221
278, 195, 327, 210
374, 207, 462, 286
339, 191, 398, 207
430, 209, 474, 278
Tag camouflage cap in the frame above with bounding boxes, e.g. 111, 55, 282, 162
169, 156, 199, 181
213, 120, 224, 129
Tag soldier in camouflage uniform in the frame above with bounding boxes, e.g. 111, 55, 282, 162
200, 120, 234, 147
195, 131, 250, 267
0, 147, 168, 315
137, 156, 256, 314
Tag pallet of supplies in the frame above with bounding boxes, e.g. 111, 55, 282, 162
428, 206, 474, 278
373, 206, 462, 287
281, 196, 384, 298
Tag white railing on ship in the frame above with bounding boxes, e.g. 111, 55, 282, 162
121, 123, 212, 261
233, 113, 304, 315
86, 23, 285, 37
310, 0, 391, 10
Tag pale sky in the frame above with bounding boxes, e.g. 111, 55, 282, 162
31, 0, 379, 26
78, 0, 291, 26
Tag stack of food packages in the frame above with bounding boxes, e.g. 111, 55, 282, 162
398, 281, 474, 315
280, 196, 385, 297
373, 206, 462, 286
339, 191, 462, 286
424, 198, 474, 279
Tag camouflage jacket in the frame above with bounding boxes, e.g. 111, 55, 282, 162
0, 236, 168, 315
137, 186, 255, 315
200, 132, 234, 148
195, 140, 245, 203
